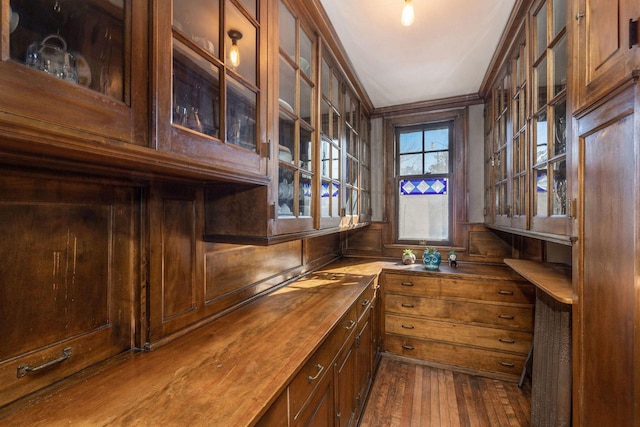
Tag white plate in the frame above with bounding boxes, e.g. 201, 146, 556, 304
9, 6, 19, 34
74, 53, 92, 87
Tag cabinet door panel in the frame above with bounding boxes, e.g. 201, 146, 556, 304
0, 173, 135, 407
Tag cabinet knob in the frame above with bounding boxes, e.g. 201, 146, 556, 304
401, 344, 415, 350
401, 303, 414, 308
401, 282, 414, 287
401, 324, 415, 329
498, 314, 514, 320
499, 361, 515, 368
498, 290, 514, 296
499, 338, 515, 344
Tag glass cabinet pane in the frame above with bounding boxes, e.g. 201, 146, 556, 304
331, 182, 340, 217
332, 73, 340, 106
535, 166, 548, 216
535, 2, 547, 59
237, 0, 257, 19
278, 1, 295, 58
536, 57, 548, 111
321, 140, 330, 177
300, 78, 312, 123
552, 0, 566, 38
278, 166, 295, 216
300, 127, 312, 171
279, 112, 295, 163
553, 35, 567, 97
225, 1, 256, 84
321, 180, 331, 216
279, 57, 295, 112
553, 100, 566, 155
299, 174, 312, 216
173, 40, 221, 137
300, 29, 313, 80
552, 160, 566, 215
331, 144, 340, 179
534, 111, 548, 164
321, 59, 330, 99
174, 0, 219, 58
10, 0, 126, 100
226, 77, 256, 150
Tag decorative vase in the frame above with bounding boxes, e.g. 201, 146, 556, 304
423, 249, 442, 270
402, 252, 416, 265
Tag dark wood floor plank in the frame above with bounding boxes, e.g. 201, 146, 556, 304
360, 357, 531, 427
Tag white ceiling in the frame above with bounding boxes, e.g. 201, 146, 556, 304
318, 0, 516, 109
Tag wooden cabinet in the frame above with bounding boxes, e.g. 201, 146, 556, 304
574, 0, 640, 108
574, 78, 639, 426
0, 170, 137, 408
381, 267, 535, 381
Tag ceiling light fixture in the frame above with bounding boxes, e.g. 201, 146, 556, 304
228, 29, 243, 68
401, 0, 415, 26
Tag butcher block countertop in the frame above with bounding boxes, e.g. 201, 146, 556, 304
0, 257, 525, 426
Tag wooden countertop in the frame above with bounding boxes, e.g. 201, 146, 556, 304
0, 270, 375, 426
504, 258, 573, 305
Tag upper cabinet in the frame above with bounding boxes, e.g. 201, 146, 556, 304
1, 0, 148, 147
153, 0, 268, 181
483, 0, 572, 241
574, 0, 640, 108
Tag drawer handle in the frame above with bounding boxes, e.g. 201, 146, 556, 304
401, 324, 415, 329
498, 314, 514, 320
361, 299, 370, 306
498, 290, 514, 295
401, 282, 414, 287
307, 364, 324, 383
499, 338, 515, 344
17, 347, 72, 378
401, 303, 414, 308
499, 361, 515, 368
401, 344, 415, 350
345, 320, 356, 330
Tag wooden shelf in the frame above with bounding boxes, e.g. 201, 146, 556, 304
504, 259, 573, 305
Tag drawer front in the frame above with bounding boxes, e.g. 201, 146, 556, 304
385, 334, 526, 379
385, 314, 532, 354
289, 304, 357, 418
383, 274, 535, 304
356, 285, 375, 321
385, 294, 534, 330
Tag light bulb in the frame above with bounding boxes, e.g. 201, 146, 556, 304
229, 41, 240, 68
401, 0, 415, 26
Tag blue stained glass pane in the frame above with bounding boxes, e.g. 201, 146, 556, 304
400, 179, 447, 195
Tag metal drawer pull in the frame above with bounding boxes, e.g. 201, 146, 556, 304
498, 290, 514, 295
307, 364, 324, 382
499, 338, 515, 344
498, 314, 514, 320
345, 320, 356, 330
401, 324, 415, 329
401, 282, 414, 287
401, 344, 415, 350
499, 361, 515, 368
17, 347, 72, 378
361, 299, 370, 306
401, 303, 414, 308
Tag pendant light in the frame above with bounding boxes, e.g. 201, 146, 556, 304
401, 0, 415, 26
228, 30, 243, 68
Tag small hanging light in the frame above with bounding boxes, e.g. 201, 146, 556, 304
228, 29, 243, 68
401, 0, 415, 26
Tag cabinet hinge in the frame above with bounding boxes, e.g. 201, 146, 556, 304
269, 203, 277, 220
262, 140, 271, 159
630, 19, 640, 48
567, 198, 577, 219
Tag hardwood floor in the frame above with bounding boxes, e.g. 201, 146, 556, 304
359, 356, 531, 427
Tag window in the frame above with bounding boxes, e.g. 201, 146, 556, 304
396, 121, 453, 243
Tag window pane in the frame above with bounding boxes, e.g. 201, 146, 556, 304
399, 153, 422, 175
226, 77, 256, 150
425, 152, 448, 174
399, 131, 422, 153
399, 179, 449, 241
424, 129, 448, 151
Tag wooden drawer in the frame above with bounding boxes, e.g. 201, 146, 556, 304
356, 285, 375, 321
384, 334, 526, 379
385, 294, 534, 330
385, 314, 532, 354
383, 273, 535, 304
289, 304, 357, 419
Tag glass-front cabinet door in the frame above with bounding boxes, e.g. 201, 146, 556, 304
155, 0, 267, 180
530, 0, 568, 234
492, 73, 510, 227
510, 37, 528, 229
2, 0, 147, 146
274, 0, 316, 234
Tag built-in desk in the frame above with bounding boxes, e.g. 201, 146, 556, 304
505, 258, 572, 427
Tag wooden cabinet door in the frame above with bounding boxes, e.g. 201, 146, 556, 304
294, 364, 335, 427
576, 0, 640, 106
335, 337, 357, 427
576, 82, 638, 425
0, 172, 136, 407
354, 312, 372, 417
